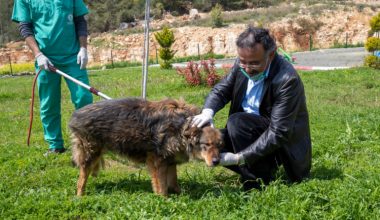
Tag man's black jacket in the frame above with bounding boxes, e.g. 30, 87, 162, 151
204, 54, 312, 182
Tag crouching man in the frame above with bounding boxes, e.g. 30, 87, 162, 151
192, 26, 312, 191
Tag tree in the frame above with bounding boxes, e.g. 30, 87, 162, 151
0, 0, 21, 46
210, 3, 223, 28
364, 13, 380, 69
154, 26, 175, 69
369, 12, 380, 37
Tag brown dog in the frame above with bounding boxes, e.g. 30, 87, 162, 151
69, 98, 223, 196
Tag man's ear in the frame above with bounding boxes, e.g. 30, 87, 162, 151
271, 47, 277, 59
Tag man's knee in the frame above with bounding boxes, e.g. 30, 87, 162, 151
226, 112, 246, 137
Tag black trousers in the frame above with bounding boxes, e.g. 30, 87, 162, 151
221, 112, 280, 190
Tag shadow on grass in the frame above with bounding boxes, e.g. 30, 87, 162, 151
93, 177, 240, 199
310, 165, 344, 180
94, 178, 152, 194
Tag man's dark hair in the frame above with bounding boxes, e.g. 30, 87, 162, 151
236, 26, 276, 52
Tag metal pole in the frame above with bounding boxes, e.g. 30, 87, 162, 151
197, 44, 200, 60
8, 55, 13, 75
49, 66, 112, 100
345, 32, 348, 48
309, 34, 312, 51
141, 0, 151, 100
155, 47, 158, 64
111, 49, 114, 68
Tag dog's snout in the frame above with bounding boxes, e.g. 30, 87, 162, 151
212, 158, 220, 166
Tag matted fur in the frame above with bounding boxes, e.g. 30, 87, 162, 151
69, 98, 223, 196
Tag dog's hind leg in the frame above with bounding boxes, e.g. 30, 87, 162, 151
167, 164, 181, 194
77, 166, 91, 196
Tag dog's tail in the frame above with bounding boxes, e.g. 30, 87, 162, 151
70, 132, 105, 177
71, 132, 85, 167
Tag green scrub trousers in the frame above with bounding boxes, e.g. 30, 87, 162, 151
37, 63, 93, 149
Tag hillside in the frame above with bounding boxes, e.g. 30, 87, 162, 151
0, 0, 379, 67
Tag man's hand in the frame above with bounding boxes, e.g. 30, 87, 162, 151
77, 47, 88, 69
219, 152, 245, 166
191, 109, 214, 128
35, 52, 53, 70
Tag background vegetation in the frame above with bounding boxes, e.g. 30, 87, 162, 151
2, 0, 379, 46
0, 66, 379, 218
154, 26, 176, 69
364, 12, 380, 69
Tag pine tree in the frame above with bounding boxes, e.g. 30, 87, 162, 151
154, 26, 175, 69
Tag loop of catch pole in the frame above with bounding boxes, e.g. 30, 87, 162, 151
27, 66, 112, 146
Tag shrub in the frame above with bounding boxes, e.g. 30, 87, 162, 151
201, 59, 220, 87
365, 37, 380, 52
211, 3, 223, 28
0, 62, 35, 75
364, 55, 380, 69
369, 12, 380, 34
154, 26, 176, 69
176, 61, 202, 86
176, 59, 220, 87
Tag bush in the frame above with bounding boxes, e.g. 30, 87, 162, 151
365, 37, 380, 52
211, 3, 223, 28
0, 62, 35, 75
154, 26, 176, 69
201, 59, 220, 87
364, 55, 380, 69
176, 61, 202, 86
176, 59, 220, 87
369, 12, 380, 33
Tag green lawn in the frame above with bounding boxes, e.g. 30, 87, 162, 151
0, 66, 379, 219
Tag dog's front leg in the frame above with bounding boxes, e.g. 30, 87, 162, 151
157, 159, 169, 196
147, 154, 168, 196
167, 164, 181, 194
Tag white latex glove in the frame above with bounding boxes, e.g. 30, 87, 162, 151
77, 47, 88, 69
35, 52, 53, 70
191, 108, 214, 128
219, 152, 245, 166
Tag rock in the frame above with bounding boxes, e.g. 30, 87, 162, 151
189, 9, 200, 20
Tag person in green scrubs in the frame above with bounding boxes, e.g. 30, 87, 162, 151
12, 0, 93, 155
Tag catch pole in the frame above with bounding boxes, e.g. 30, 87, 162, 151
49, 66, 112, 100
141, 0, 151, 99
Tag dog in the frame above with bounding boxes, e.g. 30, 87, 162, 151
69, 98, 223, 196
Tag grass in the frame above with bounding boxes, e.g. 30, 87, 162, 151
0, 66, 380, 219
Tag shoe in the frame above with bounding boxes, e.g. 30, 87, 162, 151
44, 148, 66, 157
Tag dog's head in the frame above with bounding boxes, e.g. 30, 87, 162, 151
184, 126, 224, 167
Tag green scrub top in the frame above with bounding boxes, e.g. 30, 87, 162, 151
12, 0, 89, 65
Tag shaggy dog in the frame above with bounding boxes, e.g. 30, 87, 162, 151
69, 98, 223, 196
